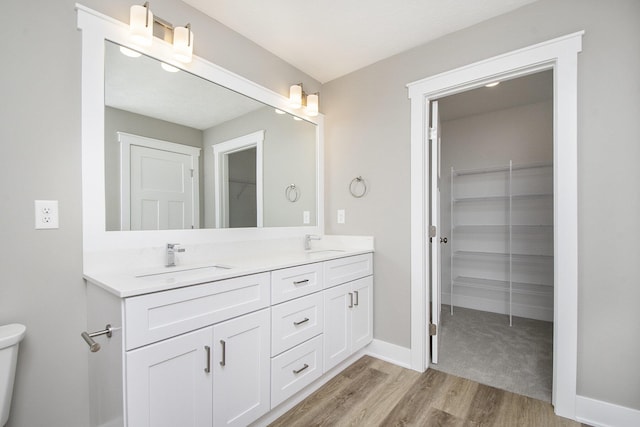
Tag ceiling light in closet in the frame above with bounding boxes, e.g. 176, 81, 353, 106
485, 81, 501, 88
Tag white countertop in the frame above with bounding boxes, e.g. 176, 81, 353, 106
83, 236, 374, 298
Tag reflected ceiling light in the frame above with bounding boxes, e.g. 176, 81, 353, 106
485, 81, 500, 88
161, 62, 179, 73
119, 46, 142, 58
289, 83, 320, 116
293, 116, 303, 121
274, 109, 286, 115
129, 2, 194, 63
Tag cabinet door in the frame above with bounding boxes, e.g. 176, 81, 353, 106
126, 327, 213, 427
212, 308, 270, 427
351, 276, 373, 352
323, 282, 351, 372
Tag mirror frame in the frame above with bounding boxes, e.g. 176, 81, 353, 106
77, 4, 324, 256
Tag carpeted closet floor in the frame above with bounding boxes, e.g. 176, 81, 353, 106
433, 304, 553, 402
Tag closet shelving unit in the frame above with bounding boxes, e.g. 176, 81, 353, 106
449, 161, 554, 325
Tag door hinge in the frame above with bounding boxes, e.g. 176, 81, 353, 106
429, 225, 437, 238
429, 127, 437, 141
190, 169, 194, 178
429, 323, 437, 336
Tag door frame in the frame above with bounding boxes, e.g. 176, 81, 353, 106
118, 132, 201, 230
407, 32, 583, 419
212, 130, 265, 228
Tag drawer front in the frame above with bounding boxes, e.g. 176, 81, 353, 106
271, 292, 323, 356
124, 273, 270, 350
324, 253, 373, 288
271, 334, 323, 409
271, 262, 324, 304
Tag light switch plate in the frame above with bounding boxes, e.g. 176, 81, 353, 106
35, 200, 59, 229
337, 209, 346, 224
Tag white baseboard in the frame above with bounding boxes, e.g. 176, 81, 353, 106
576, 395, 640, 427
365, 339, 412, 369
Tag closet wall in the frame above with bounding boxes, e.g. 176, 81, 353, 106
440, 99, 553, 321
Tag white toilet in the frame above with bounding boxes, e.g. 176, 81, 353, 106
0, 324, 26, 426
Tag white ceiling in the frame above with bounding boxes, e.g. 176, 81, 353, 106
182, 0, 539, 83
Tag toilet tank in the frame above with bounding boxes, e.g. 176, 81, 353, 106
0, 324, 26, 426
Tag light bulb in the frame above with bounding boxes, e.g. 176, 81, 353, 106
305, 93, 319, 116
129, 4, 153, 47
173, 26, 193, 63
289, 84, 302, 109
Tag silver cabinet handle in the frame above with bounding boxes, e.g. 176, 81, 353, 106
348, 292, 353, 308
219, 340, 226, 366
204, 346, 211, 373
293, 364, 309, 374
293, 317, 309, 326
293, 279, 309, 285
354, 290, 359, 306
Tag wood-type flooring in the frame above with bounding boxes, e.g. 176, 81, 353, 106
270, 355, 588, 427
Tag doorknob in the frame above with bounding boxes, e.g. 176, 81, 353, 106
440, 237, 448, 244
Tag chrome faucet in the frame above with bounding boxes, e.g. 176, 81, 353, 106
166, 243, 185, 267
304, 234, 322, 250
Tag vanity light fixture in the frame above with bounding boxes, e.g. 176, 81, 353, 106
129, 2, 195, 63
289, 83, 320, 116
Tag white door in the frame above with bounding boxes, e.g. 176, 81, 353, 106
212, 308, 270, 427
429, 100, 443, 364
130, 145, 194, 230
126, 327, 213, 427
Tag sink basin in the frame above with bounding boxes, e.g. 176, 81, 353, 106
135, 265, 233, 282
306, 249, 346, 255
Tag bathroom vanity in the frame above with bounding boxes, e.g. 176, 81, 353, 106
85, 248, 373, 427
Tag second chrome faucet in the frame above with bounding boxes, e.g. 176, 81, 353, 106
304, 234, 322, 250
166, 243, 186, 267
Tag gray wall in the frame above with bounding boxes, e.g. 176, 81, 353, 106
323, 0, 640, 410
0, 1, 319, 426
204, 107, 317, 228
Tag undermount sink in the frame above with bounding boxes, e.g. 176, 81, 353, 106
135, 265, 233, 281
306, 249, 346, 255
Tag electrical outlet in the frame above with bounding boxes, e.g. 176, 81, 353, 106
337, 209, 346, 224
303, 210, 310, 224
35, 200, 59, 229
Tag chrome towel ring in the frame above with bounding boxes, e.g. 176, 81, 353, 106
349, 176, 367, 198
285, 184, 300, 202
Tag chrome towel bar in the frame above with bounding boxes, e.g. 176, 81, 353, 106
81, 324, 113, 352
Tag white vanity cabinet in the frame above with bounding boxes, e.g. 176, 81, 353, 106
126, 327, 214, 427
85, 252, 373, 427
323, 255, 374, 372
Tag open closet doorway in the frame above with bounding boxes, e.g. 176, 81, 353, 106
431, 71, 554, 402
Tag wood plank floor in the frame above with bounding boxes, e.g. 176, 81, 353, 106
270, 356, 588, 427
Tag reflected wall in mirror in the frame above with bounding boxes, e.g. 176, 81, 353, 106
104, 41, 317, 231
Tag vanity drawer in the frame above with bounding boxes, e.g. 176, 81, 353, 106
271, 334, 323, 409
124, 272, 270, 350
324, 253, 373, 288
271, 262, 324, 304
271, 292, 323, 356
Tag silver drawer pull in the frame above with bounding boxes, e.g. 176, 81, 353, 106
354, 290, 359, 306
219, 340, 226, 367
293, 317, 309, 326
204, 346, 211, 373
293, 279, 309, 285
293, 364, 309, 374
349, 292, 354, 308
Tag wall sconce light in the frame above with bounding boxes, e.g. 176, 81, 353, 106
129, 2, 194, 63
289, 83, 320, 116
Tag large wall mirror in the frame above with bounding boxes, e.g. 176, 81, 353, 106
78, 5, 323, 254
104, 41, 317, 231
